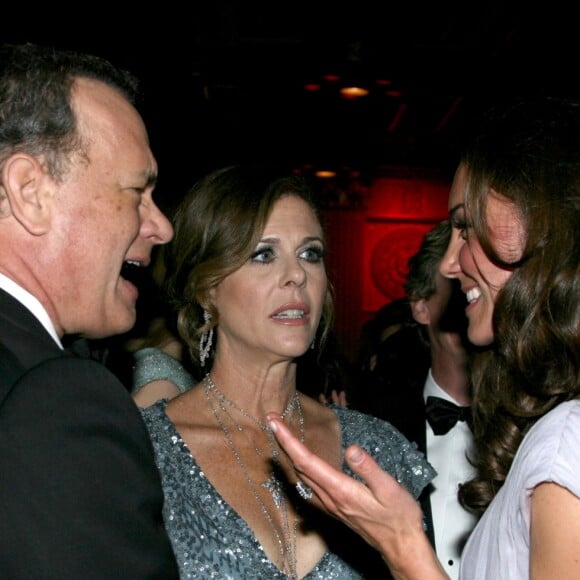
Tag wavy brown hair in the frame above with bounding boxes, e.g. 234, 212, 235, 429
165, 164, 334, 369
457, 98, 580, 516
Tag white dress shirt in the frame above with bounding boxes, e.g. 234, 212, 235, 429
0, 272, 63, 349
424, 369, 477, 580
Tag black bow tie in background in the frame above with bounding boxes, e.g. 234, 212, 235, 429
425, 396, 472, 435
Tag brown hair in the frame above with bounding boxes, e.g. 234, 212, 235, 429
458, 98, 580, 515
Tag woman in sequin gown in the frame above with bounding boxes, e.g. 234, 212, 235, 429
134, 164, 436, 579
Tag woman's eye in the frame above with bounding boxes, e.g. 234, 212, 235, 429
452, 218, 471, 240
250, 247, 275, 263
300, 245, 325, 263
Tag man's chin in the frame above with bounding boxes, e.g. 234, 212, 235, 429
93, 308, 137, 339
114, 309, 137, 336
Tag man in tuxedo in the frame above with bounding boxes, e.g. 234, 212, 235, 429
355, 220, 476, 579
0, 44, 179, 578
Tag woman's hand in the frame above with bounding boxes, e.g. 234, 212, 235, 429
267, 413, 449, 580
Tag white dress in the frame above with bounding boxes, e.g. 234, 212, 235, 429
460, 400, 580, 579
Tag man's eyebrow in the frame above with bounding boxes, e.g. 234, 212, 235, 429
129, 170, 157, 189
144, 171, 158, 188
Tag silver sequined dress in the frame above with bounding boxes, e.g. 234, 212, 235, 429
142, 399, 435, 579
132, 347, 194, 395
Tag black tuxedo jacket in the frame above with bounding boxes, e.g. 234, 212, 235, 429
0, 289, 178, 579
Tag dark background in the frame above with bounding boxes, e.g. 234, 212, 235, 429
4, 2, 578, 211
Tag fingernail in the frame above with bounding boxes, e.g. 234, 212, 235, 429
268, 420, 278, 433
349, 447, 363, 463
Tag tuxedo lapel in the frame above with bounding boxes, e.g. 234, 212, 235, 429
406, 399, 437, 549
0, 289, 64, 405
0, 288, 61, 365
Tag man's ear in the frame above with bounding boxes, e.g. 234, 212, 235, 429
1, 153, 53, 234
410, 298, 430, 325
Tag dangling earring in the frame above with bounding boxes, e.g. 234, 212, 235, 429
310, 337, 316, 350
200, 310, 213, 367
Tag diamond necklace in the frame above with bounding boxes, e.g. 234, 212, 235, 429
205, 373, 300, 430
203, 373, 303, 579
204, 372, 302, 506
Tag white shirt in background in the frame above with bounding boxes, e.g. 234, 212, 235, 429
424, 370, 478, 580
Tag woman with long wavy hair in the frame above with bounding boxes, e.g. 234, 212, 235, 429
269, 97, 580, 580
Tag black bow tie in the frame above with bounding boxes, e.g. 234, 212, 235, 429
63, 337, 108, 363
425, 396, 472, 436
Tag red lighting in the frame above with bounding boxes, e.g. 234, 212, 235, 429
303, 82, 321, 92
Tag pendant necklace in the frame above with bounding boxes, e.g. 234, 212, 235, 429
204, 373, 300, 505
203, 373, 304, 579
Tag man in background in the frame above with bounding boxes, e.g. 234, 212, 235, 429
354, 220, 476, 579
